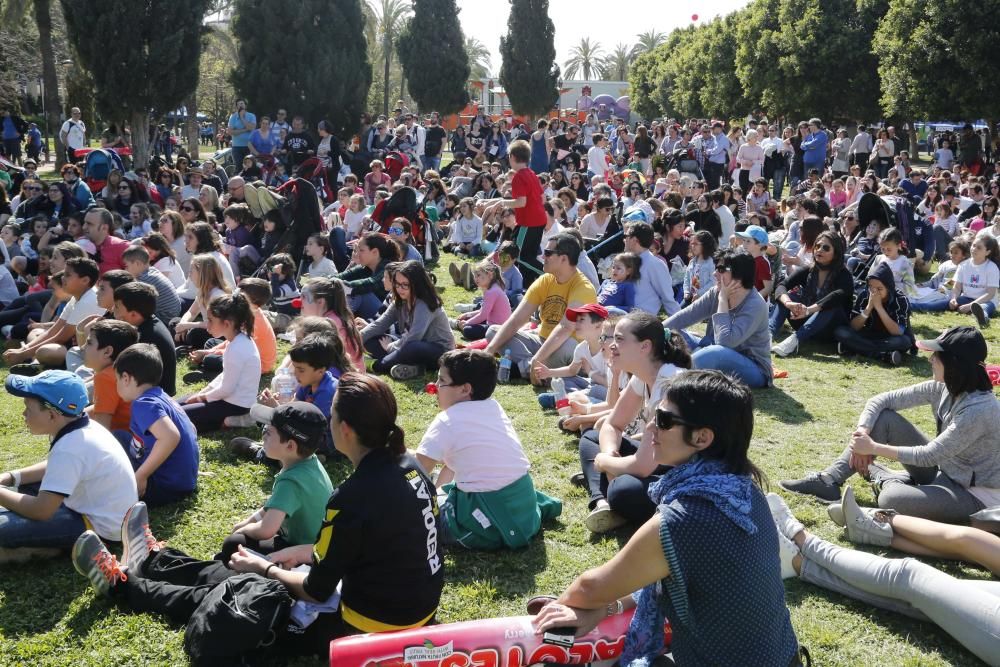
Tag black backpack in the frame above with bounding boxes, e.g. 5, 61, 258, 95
184, 573, 293, 666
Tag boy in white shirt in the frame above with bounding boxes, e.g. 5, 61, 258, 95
536, 303, 609, 403
415, 349, 560, 549
587, 134, 609, 180
0, 370, 137, 562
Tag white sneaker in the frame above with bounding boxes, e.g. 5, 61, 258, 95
843, 487, 894, 547
585, 500, 627, 533
454, 303, 477, 314
776, 531, 799, 579
772, 333, 799, 358
765, 492, 805, 540
223, 413, 257, 429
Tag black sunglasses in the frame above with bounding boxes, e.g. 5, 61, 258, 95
542, 248, 560, 257
655, 408, 697, 431
180, 206, 196, 212
25, 185, 42, 192
815, 243, 834, 252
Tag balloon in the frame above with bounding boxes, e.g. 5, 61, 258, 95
691, 13, 698, 20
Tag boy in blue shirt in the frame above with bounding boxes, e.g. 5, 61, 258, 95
114, 343, 199, 505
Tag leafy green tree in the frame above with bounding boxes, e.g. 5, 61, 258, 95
599, 43, 631, 81
874, 0, 1000, 128
499, 0, 559, 117
367, 0, 411, 116
465, 36, 491, 79
397, 0, 470, 114
628, 28, 690, 120
61, 0, 210, 167
630, 29, 666, 60
231, 0, 372, 140
563, 37, 603, 81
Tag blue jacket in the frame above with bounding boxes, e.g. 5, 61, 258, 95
800, 131, 828, 165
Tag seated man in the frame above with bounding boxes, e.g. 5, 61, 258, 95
416, 349, 561, 549
3, 257, 104, 375
484, 233, 597, 384
0, 370, 137, 562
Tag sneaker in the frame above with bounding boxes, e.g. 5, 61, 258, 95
183, 370, 209, 384
886, 350, 903, 366
223, 413, 257, 429
449, 318, 461, 331
454, 303, 477, 314
585, 499, 627, 533
765, 493, 805, 540
842, 487, 893, 547
448, 262, 462, 286
537, 392, 556, 409
72, 531, 127, 598
971, 302, 990, 329
174, 346, 192, 358
569, 471, 586, 487
776, 531, 799, 580
827, 502, 845, 527
460, 263, 475, 291
8, 361, 43, 377
390, 364, 422, 381
836, 341, 853, 357
772, 334, 799, 358
525, 595, 558, 615
120, 502, 163, 575
864, 462, 910, 501
229, 437, 264, 461
778, 472, 842, 503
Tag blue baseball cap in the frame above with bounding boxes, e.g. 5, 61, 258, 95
6, 370, 89, 416
736, 225, 769, 246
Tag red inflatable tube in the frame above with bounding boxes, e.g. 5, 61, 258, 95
329, 609, 671, 667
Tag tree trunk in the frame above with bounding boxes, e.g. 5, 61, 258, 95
398, 75, 405, 112
186, 92, 200, 159
131, 111, 151, 171
382, 44, 391, 116
35, 0, 64, 168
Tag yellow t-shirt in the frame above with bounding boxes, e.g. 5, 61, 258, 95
524, 270, 597, 340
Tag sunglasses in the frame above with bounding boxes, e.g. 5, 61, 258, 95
542, 249, 560, 257
655, 408, 697, 431
25, 185, 42, 192
815, 243, 834, 252
387, 227, 405, 235
180, 206, 196, 212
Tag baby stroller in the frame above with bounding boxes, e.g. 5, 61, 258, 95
850, 192, 895, 285
296, 156, 337, 204
369, 186, 438, 263
82, 148, 126, 196
384, 151, 409, 182
662, 146, 704, 181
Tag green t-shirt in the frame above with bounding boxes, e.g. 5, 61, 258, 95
265, 455, 334, 545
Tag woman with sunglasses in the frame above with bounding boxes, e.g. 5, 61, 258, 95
111, 179, 137, 219
334, 231, 400, 320
360, 259, 454, 380
770, 231, 854, 357
386, 217, 423, 263
178, 197, 208, 225
538, 370, 802, 666
578, 311, 692, 533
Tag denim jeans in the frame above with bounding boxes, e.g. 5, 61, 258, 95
679, 330, 769, 389
911, 295, 996, 317
769, 303, 846, 342
578, 430, 667, 523
421, 156, 441, 173
328, 227, 352, 271
0, 483, 88, 549
364, 338, 447, 373
231, 145, 249, 168
832, 325, 911, 357
771, 168, 787, 199
349, 292, 383, 321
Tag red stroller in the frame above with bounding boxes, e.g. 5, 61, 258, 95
297, 157, 336, 203
384, 151, 409, 182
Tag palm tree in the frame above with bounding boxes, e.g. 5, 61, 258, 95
630, 29, 667, 60
563, 37, 603, 81
367, 0, 411, 116
600, 43, 631, 81
465, 36, 491, 79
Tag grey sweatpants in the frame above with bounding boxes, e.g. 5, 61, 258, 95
485, 326, 577, 378
823, 409, 984, 523
799, 535, 1000, 665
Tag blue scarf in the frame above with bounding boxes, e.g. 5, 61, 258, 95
621, 457, 757, 667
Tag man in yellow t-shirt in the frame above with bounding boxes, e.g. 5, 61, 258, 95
485, 233, 597, 384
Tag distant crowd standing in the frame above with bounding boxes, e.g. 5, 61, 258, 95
0, 98, 999, 666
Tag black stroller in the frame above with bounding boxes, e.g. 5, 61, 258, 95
661, 146, 704, 181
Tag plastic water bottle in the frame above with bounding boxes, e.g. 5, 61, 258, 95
272, 367, 297, 404
551, 377, 571, 416
497, 349, 512, 384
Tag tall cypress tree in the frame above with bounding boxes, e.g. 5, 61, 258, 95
499, 0, 559, 117
61, 0, 210, 167
231, 0, 371, 139
397, 0, 470, 114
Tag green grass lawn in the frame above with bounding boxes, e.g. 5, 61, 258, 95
0, 258, 997, 666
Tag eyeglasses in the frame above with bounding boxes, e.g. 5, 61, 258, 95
180, 206, 195, 212
655, 408, 697, 431
815, 243, 834, 252
599, 334, 612, 343
25, 185, 42, 192
387, 227, 405, 235
434, 375, 455, 388
393, 280, 411, 290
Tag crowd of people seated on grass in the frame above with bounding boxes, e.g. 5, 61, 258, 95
1, 106, 999, 665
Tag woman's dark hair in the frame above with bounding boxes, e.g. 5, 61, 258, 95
666, 370, 764, 486
359, 231, 399, 262
332, 372, 405, 456
263, 208, 286, 234
181, 196, 208, 221
812, 230, 845, 269
439, 349, 497, 401
936, 350, 992, 396
114, 343, 163, 387
622, 311, 692, 368
187, 221, 220, 253
142, 232, 177, 263
208, 292, 254, 337
393, 260, 441, 311
800, 216, 824, 250
302, 277, 363, 361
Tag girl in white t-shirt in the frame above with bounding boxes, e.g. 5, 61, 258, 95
343, 194, 368, 241
180, 292, 261, 431
578, 311, 692, 533
924, 236, 1000, 326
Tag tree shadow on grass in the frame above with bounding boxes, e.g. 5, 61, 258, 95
754, 386, 814, 424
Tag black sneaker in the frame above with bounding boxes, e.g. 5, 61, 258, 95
886, 350, 903, 366
174, 346, 192, 358
569, 471, 586, 487
8, 361, 43, 377
971, 302, 990, 329
779, 472, 842, 503
183, 370, 208, 384
229, 437, 263, 461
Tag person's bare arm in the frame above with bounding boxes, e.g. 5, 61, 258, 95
0, 487, 64, 521
484, 297, 535, 356
0, 461, 47, 487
